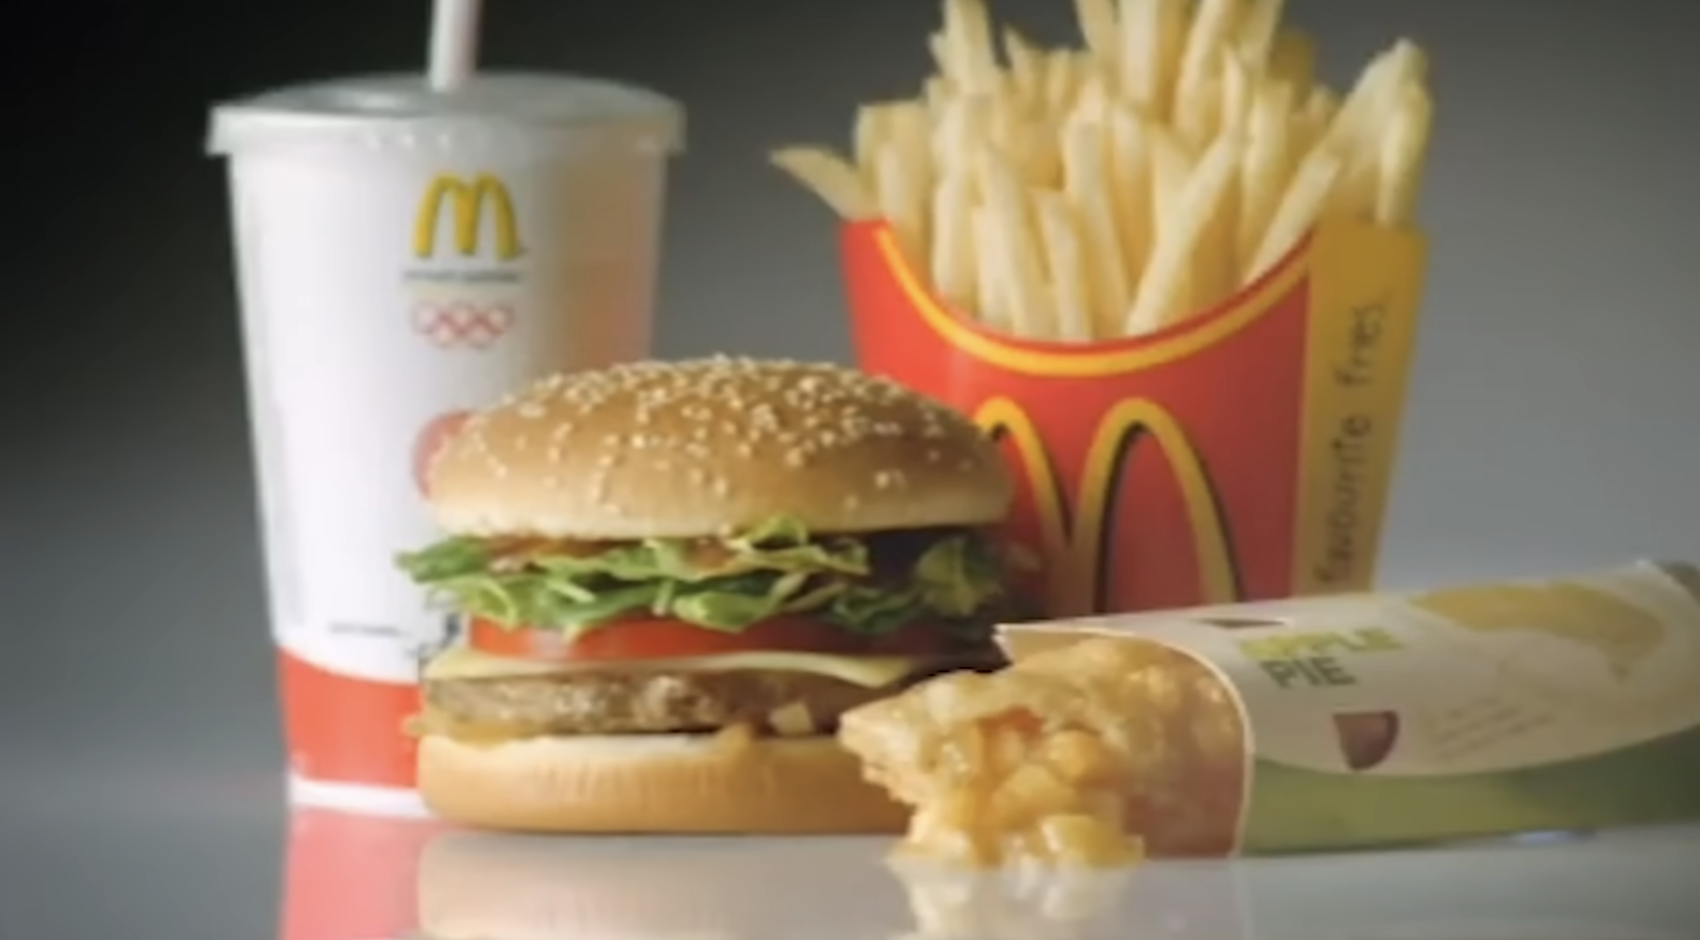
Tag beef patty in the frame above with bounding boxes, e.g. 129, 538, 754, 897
422, 651, 1002, 738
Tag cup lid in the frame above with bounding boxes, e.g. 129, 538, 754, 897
208, 71, 684, 160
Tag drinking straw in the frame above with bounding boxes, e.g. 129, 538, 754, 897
428, 0, 483, 92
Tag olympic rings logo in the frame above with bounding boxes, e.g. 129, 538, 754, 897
411, 301, 515, 350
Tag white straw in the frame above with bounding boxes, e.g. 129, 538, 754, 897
428, 0, 483, 92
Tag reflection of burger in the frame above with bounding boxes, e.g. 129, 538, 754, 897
396, 357, 1019, 832
415, 830, 911, 939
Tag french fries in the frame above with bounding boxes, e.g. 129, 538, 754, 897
771, 0, 1435, 343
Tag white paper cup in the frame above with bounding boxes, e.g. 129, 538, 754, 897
207, 72, 683, 810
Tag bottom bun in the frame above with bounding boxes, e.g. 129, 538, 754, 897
418, 732, 911, 833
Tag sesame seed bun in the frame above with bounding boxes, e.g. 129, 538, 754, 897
425, 357, 1014, 539
416, 733, 911, 834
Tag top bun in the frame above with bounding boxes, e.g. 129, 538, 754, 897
426, 356, 1013, 539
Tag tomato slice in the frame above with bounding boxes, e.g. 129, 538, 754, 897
467, 615, 953, 662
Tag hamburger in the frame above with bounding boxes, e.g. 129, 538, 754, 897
395, 356, 1021, 833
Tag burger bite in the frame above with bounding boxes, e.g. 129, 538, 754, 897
396, 356, 1022, 833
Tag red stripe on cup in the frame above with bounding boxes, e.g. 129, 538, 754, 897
279, 649, 420, 790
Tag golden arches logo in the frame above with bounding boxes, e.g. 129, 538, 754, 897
413, 173, 523, 261
975, 396, 1239, 614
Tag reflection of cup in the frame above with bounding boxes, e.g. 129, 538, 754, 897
207, 73, 682, 805
279, 808, 444, 940
414, 832, 911, 939
843, 219, 1424, 618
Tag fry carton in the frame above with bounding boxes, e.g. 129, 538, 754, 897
990, 561, 1700, 857
771, 0, 1434, 618
844, 218, 1426, 617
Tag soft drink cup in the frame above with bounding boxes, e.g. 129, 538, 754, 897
207, 72, 683, 812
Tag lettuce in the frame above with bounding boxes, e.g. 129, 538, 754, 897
394, 516, 1010, 642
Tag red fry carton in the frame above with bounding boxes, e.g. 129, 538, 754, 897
843, 219, 1427, 617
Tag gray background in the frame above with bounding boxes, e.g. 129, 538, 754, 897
6, 0, 1700, 937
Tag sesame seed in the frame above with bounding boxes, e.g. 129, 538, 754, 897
874, 469, 907, 490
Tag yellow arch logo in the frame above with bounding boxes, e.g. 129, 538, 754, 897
413, 173, 523, 261
976, 396, 1239, 615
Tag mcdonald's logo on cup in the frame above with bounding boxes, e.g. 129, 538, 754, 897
413, 173, 524, 262
842, 218, 1426, 617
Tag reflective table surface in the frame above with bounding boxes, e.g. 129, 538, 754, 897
8, 768, 1699, 940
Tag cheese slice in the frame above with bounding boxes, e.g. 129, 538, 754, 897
423, 644, 924, 688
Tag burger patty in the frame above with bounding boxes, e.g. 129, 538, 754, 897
422, 653, 1001, 737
